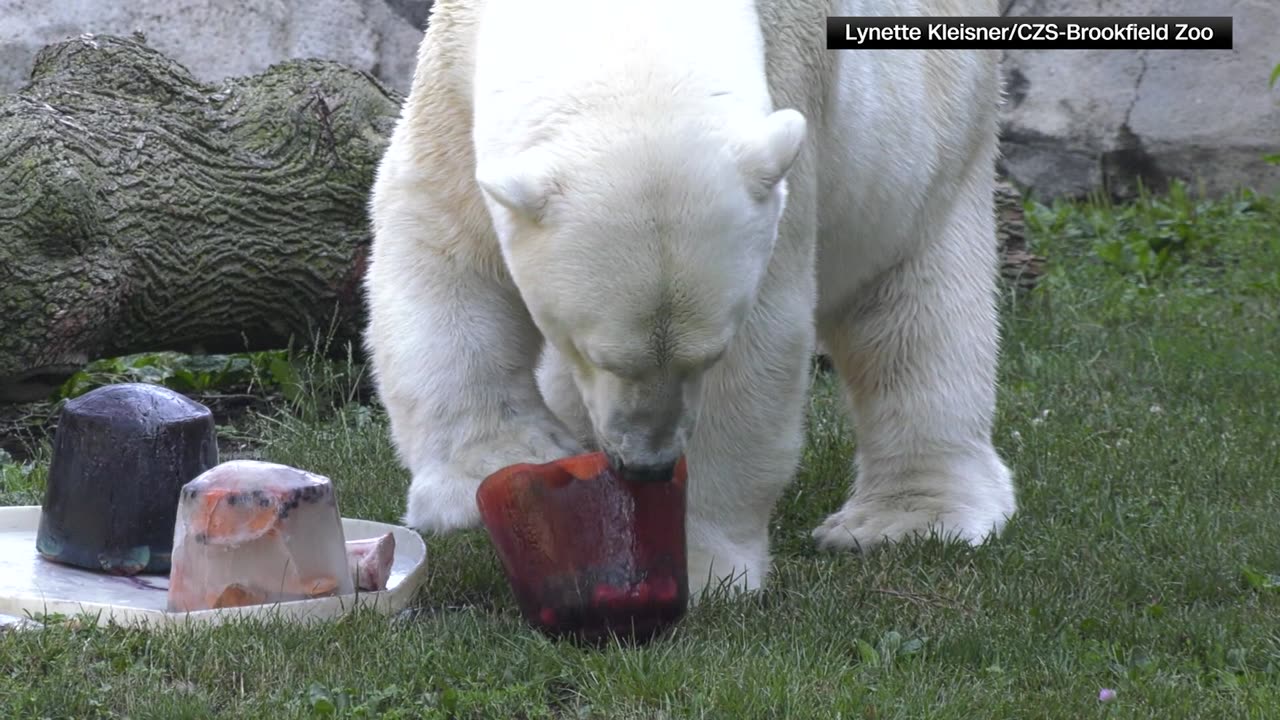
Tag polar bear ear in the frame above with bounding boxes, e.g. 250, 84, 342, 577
737, 108, 807, 202
475, 150, 555, 223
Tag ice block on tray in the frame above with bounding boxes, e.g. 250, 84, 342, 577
166, 459, 354, 612
36, 382, 217, 575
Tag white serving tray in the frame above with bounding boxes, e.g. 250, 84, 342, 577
0, 505, 427, 629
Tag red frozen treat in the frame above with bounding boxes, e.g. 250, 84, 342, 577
476, 452, 688, 644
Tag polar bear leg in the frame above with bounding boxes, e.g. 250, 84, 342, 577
366, 246, 586, 534
682, 304, 814, 599
811, 174, 1016, 553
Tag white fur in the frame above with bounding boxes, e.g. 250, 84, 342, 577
363, 0, 1017, 598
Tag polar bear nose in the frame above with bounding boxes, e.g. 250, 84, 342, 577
605, 451, 677, 484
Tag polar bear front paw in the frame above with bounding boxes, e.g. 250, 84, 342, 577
404, 464, 489, 534
685, 540, 770, 602
401, 417, 584, 534
811, 458, 1016, 552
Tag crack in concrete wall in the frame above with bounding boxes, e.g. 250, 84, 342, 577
1121, 50, 1150, 133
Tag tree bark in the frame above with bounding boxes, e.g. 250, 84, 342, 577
0, 33, 403, 401
0, 33, 1041, 403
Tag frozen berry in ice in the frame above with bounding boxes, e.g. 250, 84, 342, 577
592, 583, 625, 607
625, 582, 652, 607
650, 575, 679, 604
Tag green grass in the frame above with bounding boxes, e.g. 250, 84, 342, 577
3, 182, 1280, 718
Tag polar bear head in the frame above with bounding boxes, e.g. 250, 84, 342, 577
477, 108, 806, 480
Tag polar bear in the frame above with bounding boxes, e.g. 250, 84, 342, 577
363, 0, 1017, 596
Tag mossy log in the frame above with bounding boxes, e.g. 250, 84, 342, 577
0, 33, 403, 401
0, 33, 1040, 403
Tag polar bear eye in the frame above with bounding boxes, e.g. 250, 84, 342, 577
582, 348, 648, 381
597, 359, 646, 381
574, 345, 617, 376
672, 347, 726, 375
